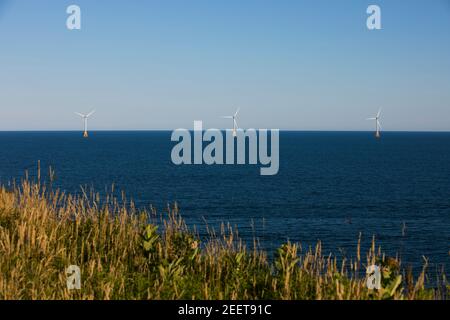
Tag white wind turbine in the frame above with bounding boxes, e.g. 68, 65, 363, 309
222, 108, 240, 137
367, 108, 382, 139
75, 110, 95, 138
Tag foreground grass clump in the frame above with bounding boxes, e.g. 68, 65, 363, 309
0, 179, 448, 300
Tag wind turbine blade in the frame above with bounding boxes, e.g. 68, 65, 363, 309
233, 118, 238, 129
377, 120, 382, 130
86, 110, 96, 117
366, 118, 376, 120
234, 108, 240, 117
75, 112, 85, 117
221, 116, 233, 119
377, 108, 382, 118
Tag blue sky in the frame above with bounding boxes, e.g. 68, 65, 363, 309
0, 0, 449, 131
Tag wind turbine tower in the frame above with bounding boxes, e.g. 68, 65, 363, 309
367, 109, 382, 139
222, 108, 240, 137
75, 110, 95, 138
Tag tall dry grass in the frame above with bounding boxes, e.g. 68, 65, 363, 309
0, 174, 447, 300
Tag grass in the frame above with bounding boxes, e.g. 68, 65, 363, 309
0, 173, 448, 300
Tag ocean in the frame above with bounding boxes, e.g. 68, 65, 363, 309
0, 131, 449, 271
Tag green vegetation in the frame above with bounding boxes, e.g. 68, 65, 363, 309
0, 176, 447, 300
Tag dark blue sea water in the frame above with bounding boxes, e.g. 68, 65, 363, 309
0, 131, 449, 272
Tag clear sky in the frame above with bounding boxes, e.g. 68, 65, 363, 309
0, 0, 449, 131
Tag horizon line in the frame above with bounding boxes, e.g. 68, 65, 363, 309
1, 129, 450, 133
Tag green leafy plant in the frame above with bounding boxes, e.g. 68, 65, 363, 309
0, 175, 447, 300
142, 225, 159, 253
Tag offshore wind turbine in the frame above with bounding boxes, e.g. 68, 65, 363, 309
367, 108, 382, 139
221, 108, 240, 137
75, 110, 95, 138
